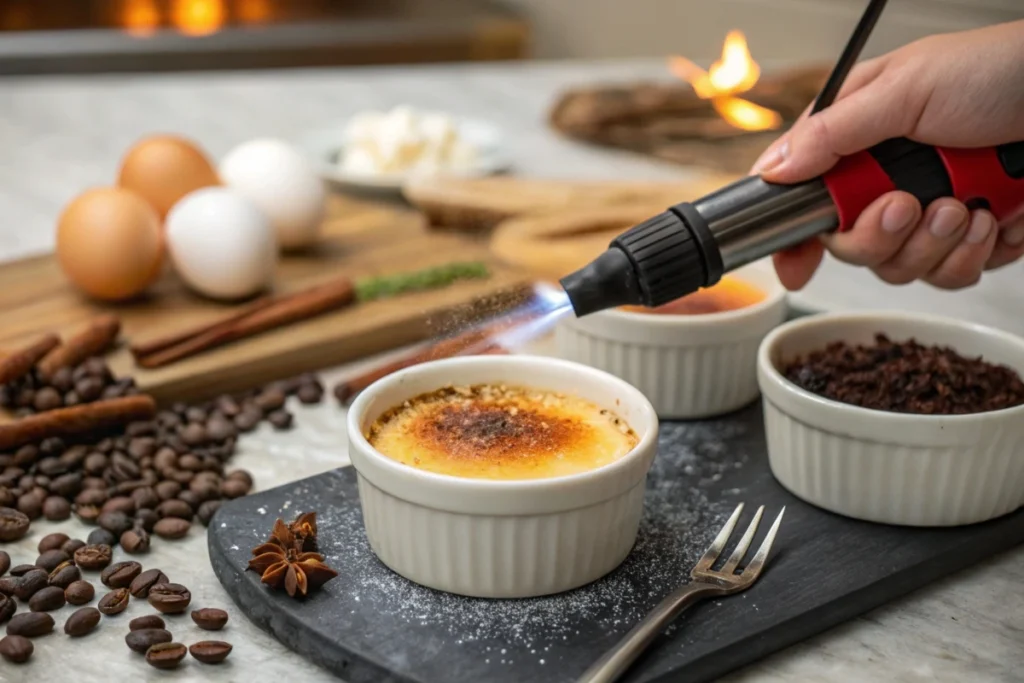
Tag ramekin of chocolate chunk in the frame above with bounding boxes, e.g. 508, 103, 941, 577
757, 311, 1024, 528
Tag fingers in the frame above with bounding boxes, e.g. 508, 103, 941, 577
985, 219, 1024, 271
821, 192, 920, 267
873, 198, 971, 285
772, 238, 825, 291
924, 209, 998, 289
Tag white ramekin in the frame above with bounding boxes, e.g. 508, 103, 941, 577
758, 311, 1024, 527
347, 355, 659, 598
555, 260, 788, 419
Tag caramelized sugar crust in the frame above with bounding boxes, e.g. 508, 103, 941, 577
366, 384, 638, 480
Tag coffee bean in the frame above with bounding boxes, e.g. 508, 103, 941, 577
147, 583, 191, 614
12, 445, 37, 468
215, 395, 241, 417
97, 510, 134, 536
255, 388, 286, 412
206, 416, 237, 442
120, 528, 150, 554
65, 580, 95, 605
83, 452, 108, 475
28, 585, 64, 612
0, 489, 13, 508
0, 634, 32, 662
64, 606, 101, 637
128, 437, 157, 460
181, 423, 208, 446
10, 564, 34, 577
177, 490, 202, 509
42, 496, 71, 520
154, 480, 181, 501
126, 627, 172, 653
153, 517, 191, 539
189, 477, 219, 501
220, 478, 250, 499
86, 528, 116, 547
197, 500, 222, 526
101, 496, 136, 515
14, 569, 47, 600
75, 377, 104, 402
76, 488, 107, 507
129, 568, 168, 598
0, 551, 8, 577
234, 409, 261, 432
16, 493, 41, 519
156, 499, 193, 520
6, 611, 53, 637
101, 561, 142, 588
37, 532, 70, 553
75, 503, 100, 523
130, 615, 166, 632
74, 544, 113, 570
0, 594, 13, 624
113, 479, 147, 495
135, 508, 159, 532
226, 468, 253, 488
178, 454, 202, 472
81, 476, 106, 490
48, 561, 80, 589
35, 549, 70, 573
64, 390, 80, 406
191, 608, 228, 630
60, 444, 88, 467
110, 452, 141, 481
61, 538, 86, 555
132, 486, 159, 510
267, 407, 295, 430
127, 420, 157, 437
297, 383, 323, 405
0, 578, 18, 596
146, 641, 187, 669
190, 640, 233, 664
97, 588, 130, 615
39, 437, 65, 457
33, 387, 63, 412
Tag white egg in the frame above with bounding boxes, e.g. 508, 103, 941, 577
219, 138, 326, 250
165, 187, 278, 300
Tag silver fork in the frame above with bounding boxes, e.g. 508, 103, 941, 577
575, 503, 785, 683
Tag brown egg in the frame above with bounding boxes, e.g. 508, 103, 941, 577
117, 135, 219, 218
56, 187, 164, 301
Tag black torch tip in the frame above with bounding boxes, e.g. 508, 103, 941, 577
559, 246, 643, 317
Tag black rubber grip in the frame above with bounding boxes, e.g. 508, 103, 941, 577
868, 137, 953, 205
611, 210, 707, 308
998, 141, 1024, 179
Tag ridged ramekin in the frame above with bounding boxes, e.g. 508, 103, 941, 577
758, 311, 1024, 527
555, 260, 787, 419
347, 355, 659, 598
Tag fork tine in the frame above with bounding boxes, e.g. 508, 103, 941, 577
720, 505, 764, 574
694, 503, 744, 572
740, 506, 785, 580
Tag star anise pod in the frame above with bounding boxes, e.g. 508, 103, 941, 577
288, 511, 319, 553
248, 517, 337, 598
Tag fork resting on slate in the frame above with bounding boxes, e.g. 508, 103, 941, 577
575, 503, 785, 683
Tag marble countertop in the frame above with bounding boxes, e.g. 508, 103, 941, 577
0, 60, 1022, 683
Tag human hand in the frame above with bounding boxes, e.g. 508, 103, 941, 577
752, 20, 1024, 291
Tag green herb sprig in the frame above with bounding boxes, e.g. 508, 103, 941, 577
354, 261, 490, 302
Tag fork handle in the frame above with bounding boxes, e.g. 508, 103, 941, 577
575, 583, 725, 683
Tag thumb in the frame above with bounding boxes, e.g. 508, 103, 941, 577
755, 78, 914, 184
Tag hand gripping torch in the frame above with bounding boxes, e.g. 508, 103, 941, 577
558, 0, 1024, 318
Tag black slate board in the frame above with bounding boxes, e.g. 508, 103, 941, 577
209, 403, 1024, 683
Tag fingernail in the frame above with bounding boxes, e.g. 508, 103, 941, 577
1003, 225, 1024, 246
881, 198, 916, 233
928, 206, 966, 238
965, 211, 994, 244
753, 140, 789, 174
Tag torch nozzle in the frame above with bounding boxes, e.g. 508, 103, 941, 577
559, 247, 642, 317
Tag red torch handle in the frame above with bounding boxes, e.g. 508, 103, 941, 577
822, 138, 1024, 232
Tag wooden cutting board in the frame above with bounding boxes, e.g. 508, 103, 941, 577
0, 193, 531, 404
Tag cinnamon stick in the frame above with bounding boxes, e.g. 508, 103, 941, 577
0, 395, 156, 450
129, 296, 279, 358
0, 333, 60, 386
39, 315, 121, 377
134, 277, 356, 369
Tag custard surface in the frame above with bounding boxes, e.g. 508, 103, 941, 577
621, 275, 765, 315
366, 384, 638, 480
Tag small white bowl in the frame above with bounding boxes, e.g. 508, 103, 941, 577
300, 117, 511, 195
555, 260, 788, 419
758, 311, 1024, 527
347, 355, 659, 598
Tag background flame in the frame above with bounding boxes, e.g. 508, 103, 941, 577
669, 30, 782, 132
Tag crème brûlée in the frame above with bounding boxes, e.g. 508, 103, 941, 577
366, 384, 638, 480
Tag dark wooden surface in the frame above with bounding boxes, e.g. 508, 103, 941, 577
0, 0, 528, 75
209, 402, 1024, 683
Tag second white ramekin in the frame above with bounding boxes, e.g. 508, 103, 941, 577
758, 311, 1024, 527
347, 355, 659, 598
555, 260, 788, 419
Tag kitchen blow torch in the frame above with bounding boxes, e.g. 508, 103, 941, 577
559, 139, 1024, 317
